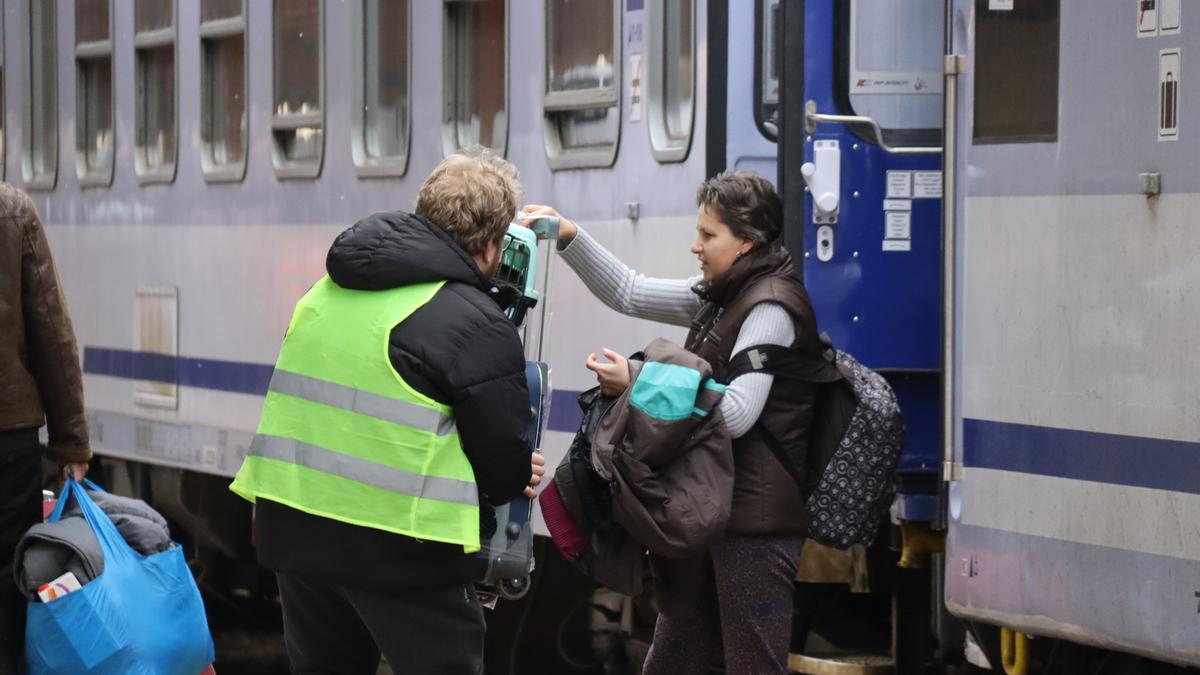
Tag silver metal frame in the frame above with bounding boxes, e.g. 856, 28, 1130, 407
350, 0, 409, 178
542, 0, 622, 170
199, 0, 248, 183
272, 0, 325, 180
22, 0, 57, 191
440, 0, 509, 158
133, 0, 180, 185
941, 53, 963, 484
75, 0, 116, 188
645, 0, 695, 163
1, 4, 6, 182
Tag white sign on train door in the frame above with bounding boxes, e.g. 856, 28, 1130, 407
1160, 0, 1181, 35
1160, 48, 1181, 141
1139, 0, 1182, 36
1139, 0, 1160, 37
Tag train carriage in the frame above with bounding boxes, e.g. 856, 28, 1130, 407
943, 0, 1200, 670
8, 0, 1200, 672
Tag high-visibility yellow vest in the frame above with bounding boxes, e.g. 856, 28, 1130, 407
230, 276, 480, 552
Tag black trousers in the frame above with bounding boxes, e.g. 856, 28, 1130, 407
0, 429, 42, 675
277, 572, 485, 675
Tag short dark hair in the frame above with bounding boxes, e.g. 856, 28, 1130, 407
695, 170, 783, 247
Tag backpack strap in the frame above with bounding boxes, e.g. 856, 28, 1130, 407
751, 423, 807, 495
726, 334, 847, 499
726, 343, 843, 385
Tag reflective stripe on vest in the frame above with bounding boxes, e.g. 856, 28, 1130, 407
230, 277, 481, 551
267, 369, 458, 437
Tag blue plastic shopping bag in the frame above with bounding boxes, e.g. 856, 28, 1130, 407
24, 479, 215, 674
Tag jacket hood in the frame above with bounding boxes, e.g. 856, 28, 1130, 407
326, 211, 490, 291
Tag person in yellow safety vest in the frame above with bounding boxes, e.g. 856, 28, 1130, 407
230, 147, 545, 675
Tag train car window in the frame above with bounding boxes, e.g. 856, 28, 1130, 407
351, 0, 408, 177
200, 0, 247, 182
443, 0, 506, 156
543, 0, 621, 170
134, 0, 178, 184
273, 0, 323, 179
973, 0, 1059, 144
754, 0, 780, 141
22, 0, 57, 190
76, 0, 114, 187
844, 0, 943, 147
647, 0, 694, 162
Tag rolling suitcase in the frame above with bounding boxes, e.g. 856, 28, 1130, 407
473, 217, 557, 600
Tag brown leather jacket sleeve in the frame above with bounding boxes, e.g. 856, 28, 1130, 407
19, 194, 91, 463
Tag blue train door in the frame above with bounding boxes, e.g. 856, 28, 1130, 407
778, 0, 950, 668
782, 0, 946, 503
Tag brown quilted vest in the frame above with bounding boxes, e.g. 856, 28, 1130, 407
684, 244, 822, 535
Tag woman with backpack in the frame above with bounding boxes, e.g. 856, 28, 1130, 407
524, 170, 823, 674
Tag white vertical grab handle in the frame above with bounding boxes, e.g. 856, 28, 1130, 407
801, 140, 841, 224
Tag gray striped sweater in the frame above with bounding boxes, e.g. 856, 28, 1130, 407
559, 227, 793, 438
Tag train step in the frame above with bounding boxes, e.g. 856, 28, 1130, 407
788, 652, 894, 674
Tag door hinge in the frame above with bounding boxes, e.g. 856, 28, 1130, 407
943, 461, 964, 482
944, 54, 966, 76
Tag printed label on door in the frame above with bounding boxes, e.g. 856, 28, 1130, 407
885, 212, 912, 240
913, 172, 943, 198
886, 171, 912, 199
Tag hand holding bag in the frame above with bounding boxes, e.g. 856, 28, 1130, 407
24, 479, 215, 675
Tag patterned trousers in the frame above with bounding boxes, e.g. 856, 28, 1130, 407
643, 534, 805, 675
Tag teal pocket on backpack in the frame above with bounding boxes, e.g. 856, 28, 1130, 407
630, 362, 702, 421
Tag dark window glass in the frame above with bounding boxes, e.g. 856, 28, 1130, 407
135, 0, 173, 32
76, 0, 113, 181
544, 0, 618, 161
203, 36, 245, 167
274, 0, 320, 116
76, 0, 110, 44
27, 0, 57, 184
547, 0, 613, 94
362, 0, 407, 159
973, 0, 1059, 144
78, 57, 113, 173
273, 0, 322, 166
137, 46, 176, 170
756, 0, 780, 139
202, 0, 242, 22
446, 0, 504, 152
135, 0, 176, 177
663, 0, 693, 140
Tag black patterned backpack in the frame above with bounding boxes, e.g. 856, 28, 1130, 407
727, 337, 905, 548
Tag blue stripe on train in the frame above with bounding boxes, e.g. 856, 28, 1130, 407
82, 348, 1200, 489
964, 418, 1200, 495
83, 346, 591, 433
82, 347, 274, 396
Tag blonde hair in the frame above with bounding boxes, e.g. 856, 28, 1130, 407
415, 146, 522, 256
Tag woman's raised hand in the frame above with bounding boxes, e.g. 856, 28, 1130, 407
520, 205, 578, 246
585, 348, 631, 396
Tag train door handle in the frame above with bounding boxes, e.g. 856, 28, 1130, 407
802, 140, 840, 225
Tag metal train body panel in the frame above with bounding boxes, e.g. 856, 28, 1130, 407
5, 1, 728, 536
945, 0, 1200, 665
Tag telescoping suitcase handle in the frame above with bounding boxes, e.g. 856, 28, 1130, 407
476, 216, 557, 601
521, 214, 560, 363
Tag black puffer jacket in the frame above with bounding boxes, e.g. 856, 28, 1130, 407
256, 211, 531, 590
